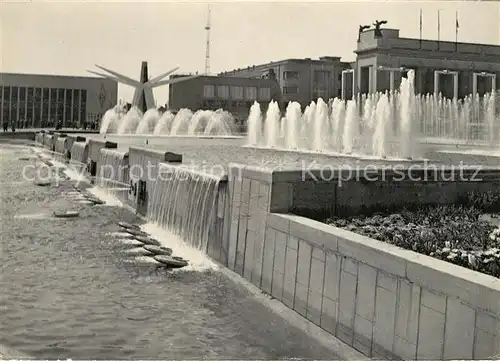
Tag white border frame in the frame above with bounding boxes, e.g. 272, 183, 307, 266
434, 70, 458, 99
472, 72, 496, 97
341, 69, 355, 100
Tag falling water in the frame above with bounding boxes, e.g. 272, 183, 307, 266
70, 141, 88, 169
284, 102, 301, 149
264, 101, 280, 148
170, 109, 194, 135
312, 98, 329, 151
372, 94, 391, 158
100, 107, 122, 134
146, 163, 221, 251
95, 148, 129, 189
399, 70, 416, 159
153, 111, 175, 135
342, 100, 358, 154
136, 109, 161, 134
117, 107, 143, 134
486, 92, 497, 146
204, 109, 233, 136
301, 102, 316, 149
247, 102, 262, 146
188, 110, 213, 134
330, 98, 345, 152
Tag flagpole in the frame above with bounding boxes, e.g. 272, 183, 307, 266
437, 9, 440, 50
419, 8, 423, 49
455, 11, 459, 52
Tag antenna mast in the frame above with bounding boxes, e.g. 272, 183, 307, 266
204, 5, 211, 75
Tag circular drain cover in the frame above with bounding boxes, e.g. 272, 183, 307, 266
134, 236, 161, 246
118, 238, 144, 246
54, 211, 80, 218
125, 229, 149, 237
35, 181, 51, 186
118, 221, 141, 230
154, 255, 188, 268
124, 247, 154, 256
133, 256, 162, 266
143, 245, 172, 256
87, 197, 105, 205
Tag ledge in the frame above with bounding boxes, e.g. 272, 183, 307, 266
267, 212, 500, 315
158, 162, 227, 182
100, 148, 128, 157
228, 163, 273, 183
88, 139, 118, 149
129, 147, 182, 162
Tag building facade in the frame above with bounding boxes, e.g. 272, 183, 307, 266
344, 28, 500, 99
220, 57, 351, 109
168, 75, 281, 122
0, 73, 118, 128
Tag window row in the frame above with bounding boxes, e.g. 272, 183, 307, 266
203, 85, 271, 101
0, 86, 87, 126
282, 70, 332, 82
202, 99, 257, 109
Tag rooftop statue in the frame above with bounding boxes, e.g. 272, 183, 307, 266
358, 24, 371, 42
373, 20, 388, 38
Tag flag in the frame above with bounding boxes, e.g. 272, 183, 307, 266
437, 9, 441, 50
455, 11, 459, 51
419, 9, 423, 49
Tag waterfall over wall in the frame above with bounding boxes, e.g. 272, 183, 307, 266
55, 137, 67, 156
147, 163, 221, 252
70, 141, 89, 169
96, 148, 129, 189
35, 133, 44, 145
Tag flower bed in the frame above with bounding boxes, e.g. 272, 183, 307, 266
325, 203, 500, 278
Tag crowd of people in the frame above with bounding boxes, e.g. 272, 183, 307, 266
1, 119, 99, 132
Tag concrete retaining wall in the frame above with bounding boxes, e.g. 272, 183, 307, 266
43, 134, 54, 150
224, 163, 500, 360
128, 147, 183, 214
65, 135, 86, 156
96, 148, 130, 201
88, 140, 117, 164
266, 213, 500, 359
55, 137, 68, 156
261, 167, 500, 217
70, 141, 89, 168
35, 133, 44, 144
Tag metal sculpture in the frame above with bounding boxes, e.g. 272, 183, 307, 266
87, 62, 199, 113
373, 20, 388, 37
358, 24, 371, 42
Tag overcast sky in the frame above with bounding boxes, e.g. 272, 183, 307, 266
2, 0, 499, 104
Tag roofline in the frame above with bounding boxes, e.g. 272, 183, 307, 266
170, 74, 278, 82
396, 37, 500, 49
0, 71, 118, 82
219, 56, 344, 75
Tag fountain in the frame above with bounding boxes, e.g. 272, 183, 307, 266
99, 106, 123, 134
146, 163, 221, 251
96, 148, 129, 190
117, 107, 143, 134
247, 102, 263, 146
136, 109, 161, 134
100, 106, 235, 137
246, 70, 499, 159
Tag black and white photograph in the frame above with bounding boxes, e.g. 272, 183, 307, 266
0, 0, 499, 359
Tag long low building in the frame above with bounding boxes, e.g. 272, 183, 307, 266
0, 72, 117, 129
168, 74, 282, 122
